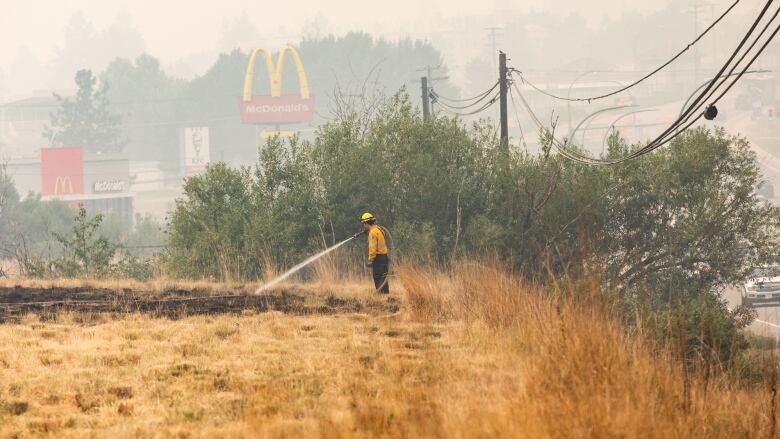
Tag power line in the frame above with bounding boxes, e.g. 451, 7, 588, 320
507, 86, 528, 151
652, 3, 780, 148
516, 0, 780, 166
515, 0, 742, 103
430, 81, 499, 104
430, 83, 500, 110
436, 92, 500, 117
619, 0, 780, 160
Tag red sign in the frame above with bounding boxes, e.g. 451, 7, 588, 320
41, 147, 84, 196
238, 95, 315, 124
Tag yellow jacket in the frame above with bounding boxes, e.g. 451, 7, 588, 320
367, 225, 388, 261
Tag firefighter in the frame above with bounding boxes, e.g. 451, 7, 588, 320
361, 212, 390, 294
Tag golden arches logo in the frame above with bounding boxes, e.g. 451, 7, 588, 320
54, 176, 74, 195
242, 46, 310, 101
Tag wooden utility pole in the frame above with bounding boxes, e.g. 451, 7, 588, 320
499, 51, 509, 148
416, 65, 448, 115
421, 76, 431, 119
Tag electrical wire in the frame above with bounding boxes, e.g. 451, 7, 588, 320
436, 92, 501, 117
653, 4, 780, 147
431, 85, 499, 110
620, 0, 779, 161
520, 0, 780, 166
514, 0, 742, 103
507, 85, 529, 151
677, 69, 772, 119
430, 81, 499, 103
512, 82, 585, 163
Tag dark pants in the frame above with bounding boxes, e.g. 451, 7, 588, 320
372, 254, 390, 294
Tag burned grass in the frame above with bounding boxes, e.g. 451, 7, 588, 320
0, 284, 399, 323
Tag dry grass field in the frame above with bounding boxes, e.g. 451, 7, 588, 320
0, 262, 778, 438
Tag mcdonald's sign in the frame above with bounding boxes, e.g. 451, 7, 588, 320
54, 176, 74, 194
238, 46, 315, 124
41, 147, 84, 196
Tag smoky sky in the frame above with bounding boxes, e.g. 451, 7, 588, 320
2, 0, 673, 73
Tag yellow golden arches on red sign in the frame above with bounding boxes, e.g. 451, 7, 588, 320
54, 176, 74, 195
242, 46, 310, 101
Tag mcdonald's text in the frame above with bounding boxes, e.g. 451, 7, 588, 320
239, 95, 315, 124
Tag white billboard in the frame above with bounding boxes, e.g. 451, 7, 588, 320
183, 127, 210, 177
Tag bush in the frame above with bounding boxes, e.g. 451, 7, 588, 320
111, 257, 156, 281
53, 207, 117, 278
165, 91, 779, 367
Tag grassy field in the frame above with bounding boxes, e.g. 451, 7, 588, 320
0, 263, 778, 438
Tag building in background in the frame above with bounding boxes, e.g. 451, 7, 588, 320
39, 147, 134, 223
0, 95, 60, 160
1, 147, 135, 223
1, 94, 158, 220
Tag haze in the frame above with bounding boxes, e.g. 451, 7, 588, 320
2, 0, 673, 95
1, 0, 777, 210
1, 2, 780, 435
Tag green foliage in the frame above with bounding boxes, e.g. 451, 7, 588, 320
119, 214, 166, 258
601, 128, 779, 288
53, 206, 117, 277
111, 256, 156, 281
165, 162, 256, 280
43, 69, 125, 153
167, 92, 779, 285
166, 91, 779, 370
0, 169, 74, 274
166, 92, 499, 279
0, 170, 162, 279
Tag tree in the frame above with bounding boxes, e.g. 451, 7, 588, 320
166, 162, 256, 280
102, 54, 185, 160
598, 128, 780, 288
175, 50, 257, 164
44, 69, 125, 154
165, 90, 779, 298
0, 169, 75, 276
53, 206, 117, 277
157, 78, 780, 370
299, 32, 458, 115
47, 10, 145, 91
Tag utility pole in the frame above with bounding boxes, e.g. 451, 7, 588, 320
485, 27, 503, 70
421, 76, 430, 119
416, 65, 449, 116
688, 1, 717, 85
499, 51, 509, 149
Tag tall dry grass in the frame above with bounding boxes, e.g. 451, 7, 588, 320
1, 259, 777, 437
397, 260, 779, 438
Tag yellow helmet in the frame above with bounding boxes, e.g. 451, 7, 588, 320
360, 212, 376, 223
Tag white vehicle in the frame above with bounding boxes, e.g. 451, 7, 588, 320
742, 266, 780, 308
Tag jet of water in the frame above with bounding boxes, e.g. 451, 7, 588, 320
254, 234, 361, 294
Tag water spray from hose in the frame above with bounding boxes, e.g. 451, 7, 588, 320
254, 231, 365, 294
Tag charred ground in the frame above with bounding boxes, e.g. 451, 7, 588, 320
0, 285, 399, 323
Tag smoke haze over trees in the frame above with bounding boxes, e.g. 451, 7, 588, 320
4, 1, 765, 100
